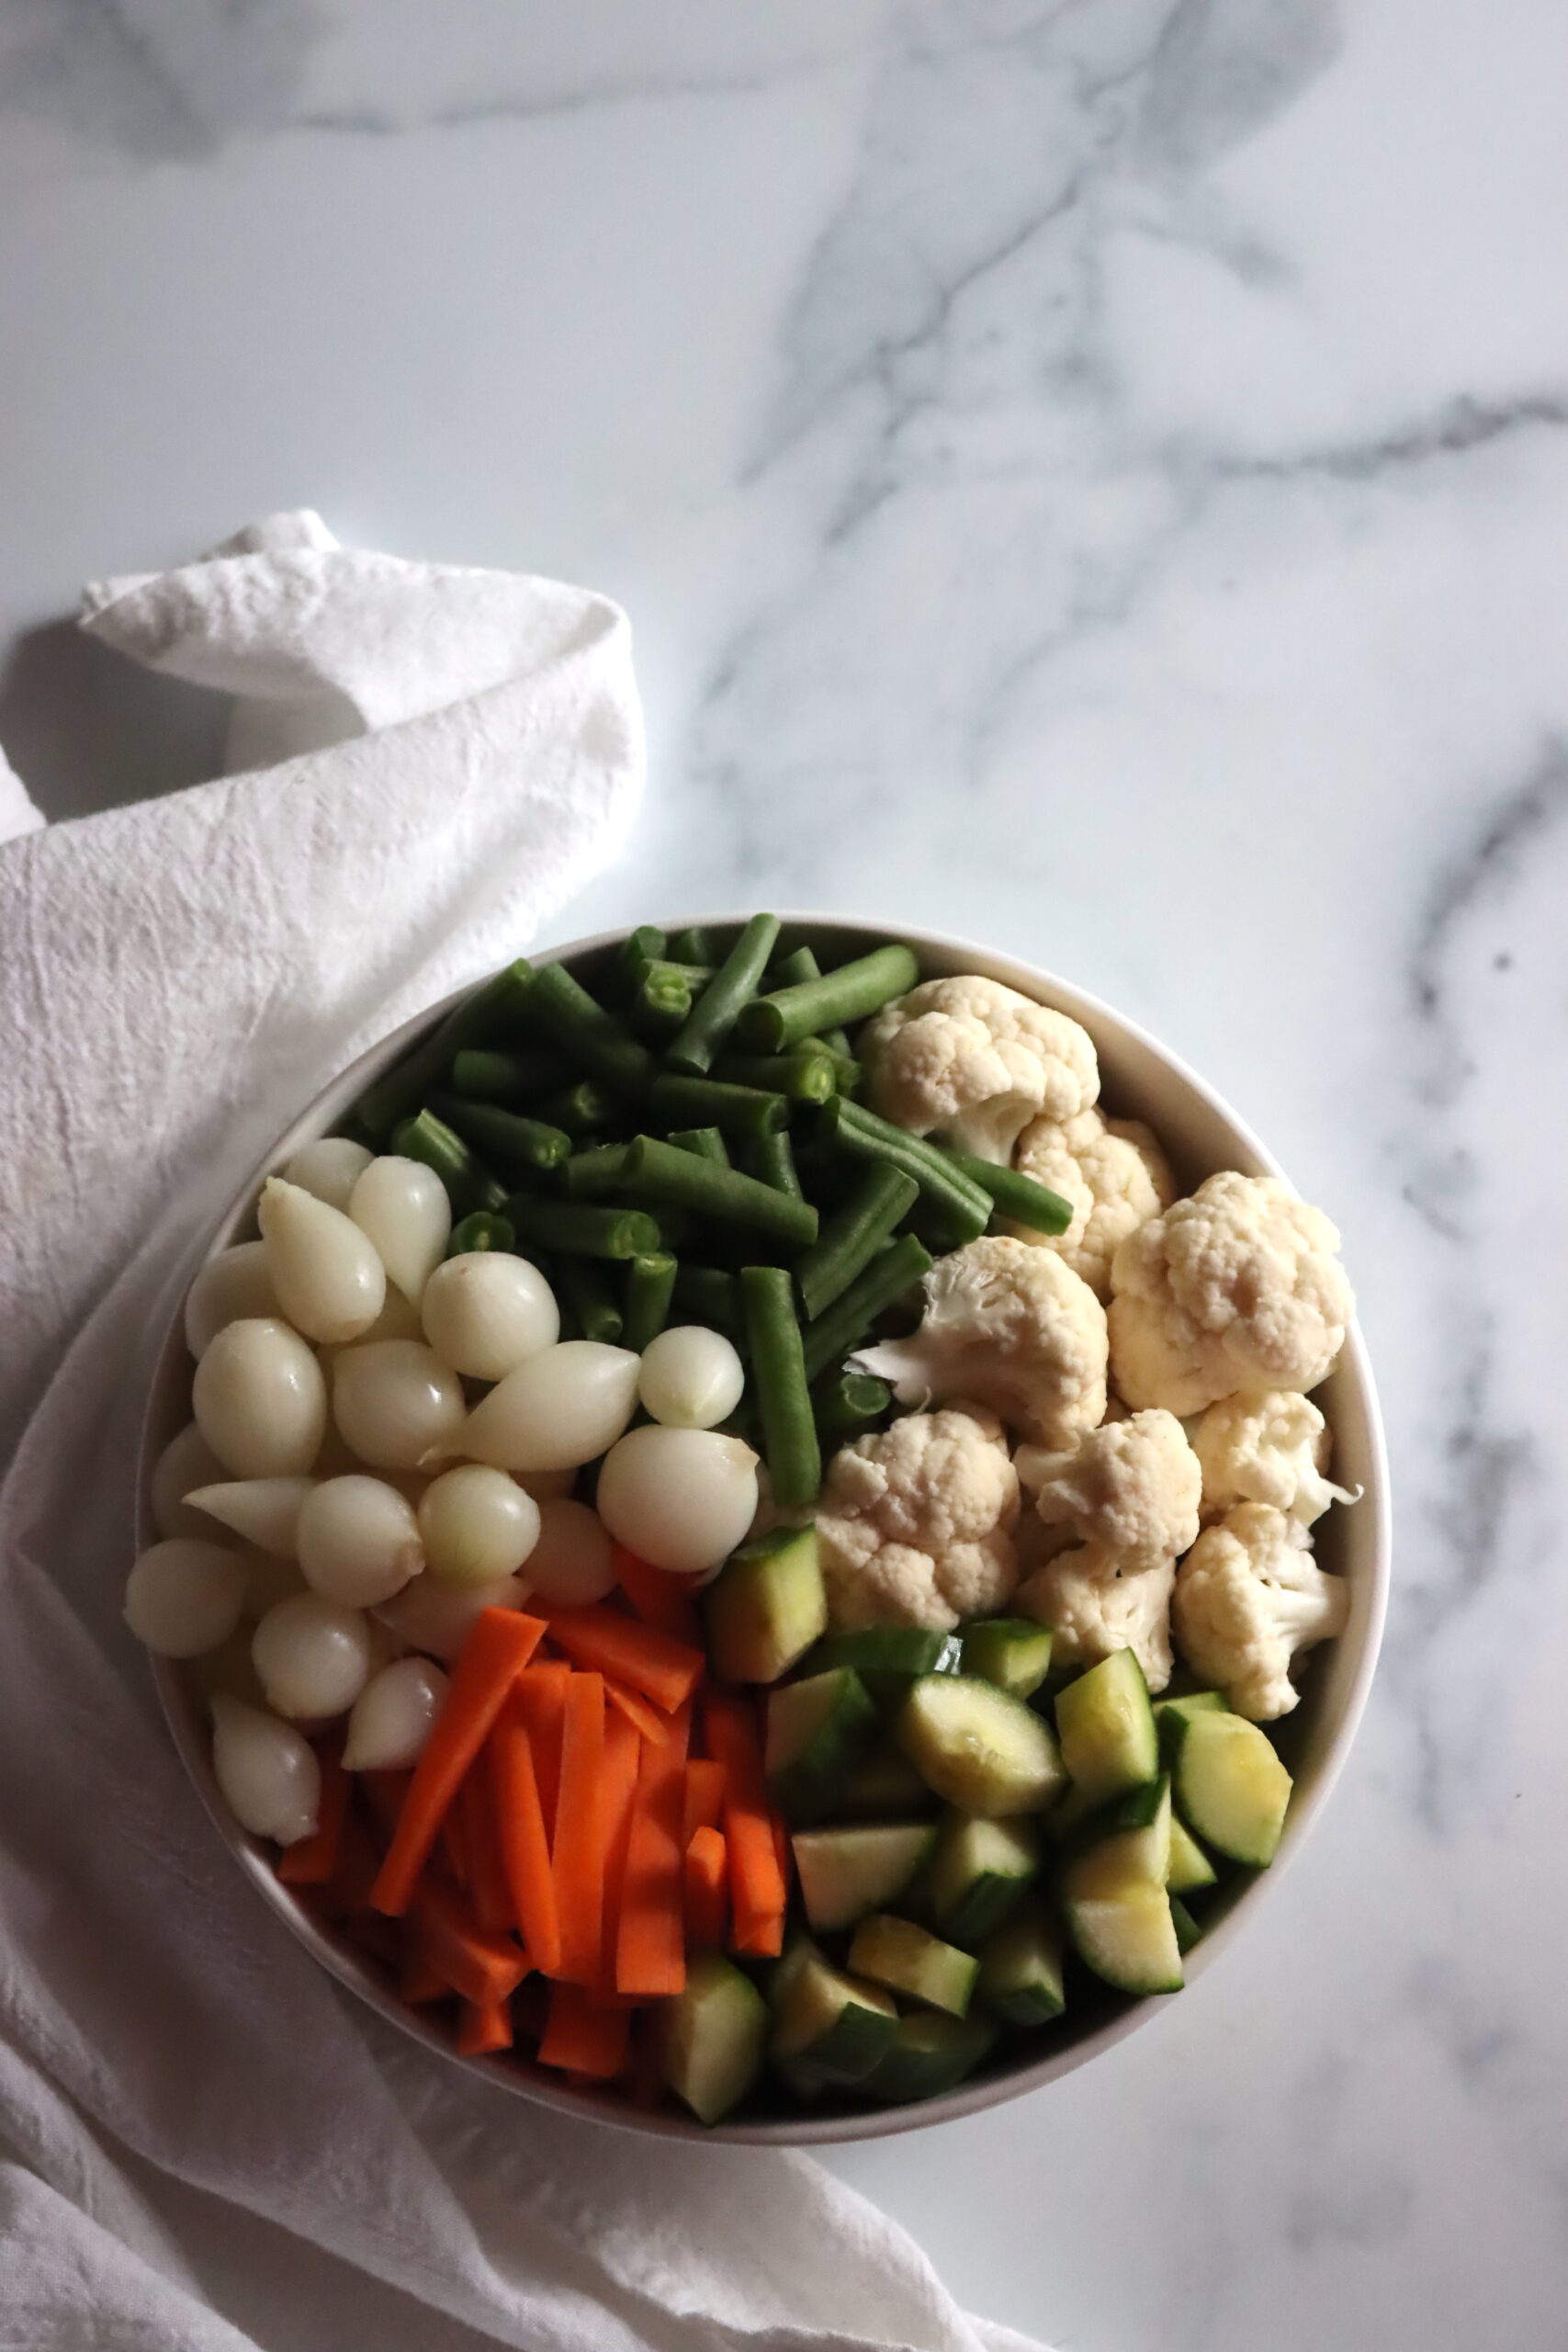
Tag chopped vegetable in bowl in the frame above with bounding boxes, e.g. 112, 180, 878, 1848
131, 918, 1363, 2129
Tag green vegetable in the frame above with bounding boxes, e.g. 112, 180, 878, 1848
1168, 1710, 1292, 1868
960, 1619, 1055, 1702
671, 1263, 741, 1338
798, 1232, 933, 1384
502, 1193, 661, 1261
1166, 1813, 1217, 1894
898, 1675, 1067, 1817
523, 960, 659, 1099
861, 2010, 996, 2105
705, 1525, 826, 1683
666, 911, 781, 1075
848, 1915, 978, 2018
765, 1668, 880, 1823
818, 1098, 991, 1249
769, 1952, 898, 2083
1054, 1650, 1159, 1808
433, 1097, 572, 1178
1061, 1802, 1184, 1996
835, 1741, 934, 1820
741, 1266, 821, 1509
622, 1251, 677, 1351
738, 943, 919, 1054
928, 1815, 1041, 1944
667, 1125, 731, 1167
976, 1904, 1066, 2027
445, 1210, 515, 1258
652, 1073, 789, 1141
614, 923, 669, 989
1169, 1894, 1204, 1955
657, 1950, 767, 2124
536, 1077, 621, 1136
741, 1128, 803, 1201
944, 1148, 1075, 1238
671, 924, 719, 966
610, 1136, 819, 1251
449, 1046, 562, 1104
765, 945, 823, 989
791, 1824, 938, 1934
390, 1109, 507, 1216
812, 1369, 892, 1453
552, 1253, 624, 1344
795, 1164, 919, 1322
817, 1625, 964, 1685
713, 1047, 838, 1105
560, 1143, 633, 1198
355, 958, 534, 1137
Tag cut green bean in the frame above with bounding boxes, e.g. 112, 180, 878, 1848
795, 1164, 920, 1321
614, 924, 668, 990
623, 1251, 678, 1351
524, 961, 659, 1098
553, 1253, 625, 1344
629, 968, 693, 1039
502, 1193, 661, 1261
670, 925, 719, 967
668, 1125, 731, 1168
672, 1263, 741, 1339
737, 943, 919, 1055
445, 1210, 516, 1258
611, 1136, 818, 1250
665, 912, 782, 1076
652, 1072, 787, 1140
432, 1097, 572, 1177
766, 944, 822, 990
560, 1143, 633, 1199
741, 1265, 821, 1508
712, 1046, 838, 1105
800, 1232, 933, 1384
449, 1046, 564, 1104
537, 1077, 620, 1137
355, 958, 535, 1137
813, 1369, 893, 1452
391, 1109, 508, 1216
740, 1128, 803, 1201
818, 1097, 991, 1249
943, 1148, 1075, 1238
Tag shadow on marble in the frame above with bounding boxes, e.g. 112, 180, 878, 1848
0, 618, 231, 825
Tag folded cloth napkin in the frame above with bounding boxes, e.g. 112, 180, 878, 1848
0, 516, 1045, 2352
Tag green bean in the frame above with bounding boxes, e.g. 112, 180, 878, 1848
391, 1109, 508, 1216
737, 944, 919, 1055
629, 967, 693, 1040
760, 953, 859, 1080
766, 944, 822, 990
537, 1077, 620, 1137
813, 1369, 893, 1453
445, 1209, 516, 1258
740, 1128, 803, 1201
553, 1253, 625, 1344
560, 1143, 633, 1199
665, 912, 781, 1076
652, 1072, 787, 1140
502, 1193, 661, 1261
670, 925, 719, 967
741, 1267, 821, 1508
355, 958, 535, 1137
668, 1125, 731, 1167
623, 1251, 678, 1351
672, 1263, 741, 1339
612, 1136, 818, 1250
800, 1232, 933, 1384
943, 1148, 1075, 1238
613, 925, 668, 992
795, 1164, 919, 1321
432, 1096, 572, 1178
817, 1097, 991, 1249
449, 1046, 565, 1105
712, 1046, 838, 1105
524, 961, 659, 1098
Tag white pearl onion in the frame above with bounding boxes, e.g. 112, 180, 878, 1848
252, 1593, 372, 1719
595, 1425, 760, 1577
343, 1657, 449, 1770
150, 1421, 227, 1540
210, 1696, 321, 1844
418, 1465, 540, 1588
456, 1340, 640, 1471
375, 1572, 529, 1664
282, 1136, 374, 1213
193, 1318, 327, 1478
124, 1538, 250, 1657
421, 1253, 559, 1380
333, 1340, 466, 1471
258, 1176, 387, 1344
185, 1241, 280, 1360
637, 1325, 746, 1430
518, 1498, 617, 1605
349, 1156, 452, 1306
297, 1476, 424, 1607
186, 1476, 315, 1559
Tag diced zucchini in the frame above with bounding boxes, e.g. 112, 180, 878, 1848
977, 1904, 1066, 2028
1169, 1894, 1203, 1954
791, 1822, 937, 1932
847, 1914, 978, 2018
818, 1626, 964, 1679
1154, 1689, 1227, 1760
1085, 1773, 1173, 1886
1167, 1812, 1218, 1894
765, 1668, 879, 1823
929, 1813, 1041, 1944
1054, 1649, 1158, 1805
862, 2010, 997, 2105
657, 1950, 769, 2124
897, 1674, 1066, 1816
1170, 1711, 1292, 1867
1061, 1827, 1184, 1996
959, 1617, 1054, 1700
765, 1930, 823, 2004
706, 1524, 826, 1683
770, 1951, 898, 2083
837, 1741, 935, 1820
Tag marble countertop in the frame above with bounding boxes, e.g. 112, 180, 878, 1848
4, 3, 1566, 2345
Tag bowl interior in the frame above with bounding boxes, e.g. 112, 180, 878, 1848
141, 914, 1390, 2145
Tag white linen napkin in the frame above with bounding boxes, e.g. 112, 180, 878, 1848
0, 516, 1044, 2352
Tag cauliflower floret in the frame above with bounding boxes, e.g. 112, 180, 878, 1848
1011, 1106, 1173, 1297
1173, 1502, 1349, 1720
1018, 1408, 1201, 1573
1192, 1388, 1355, 1527
1108, 1172, 1353, 1417
853, 1235, 1107, 1449
817, 1406, 1021, 1633
1017, 1544, 1177, 1692
863, 975, 1099, 1164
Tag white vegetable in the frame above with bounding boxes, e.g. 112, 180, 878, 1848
1173, 1503, 1350, 1720
349, 1156, 452, 1305
257, 1175, 386, 1344
1191, 1389, 1355, 1527
184, 1241, 280, 1360
332, 1340, 466, 1471
518, 1497, 616, 1602
343, 1657, 450, 1770
453, 1340, 639, 1471
296, 1476, 424, 1607
210, 1695, 321, 1844
282, 1136, 374, 1212
124, 1538, 250, 1657
1019, 1408, 1201, 1574
1010, 1108, 1173, 1298
814, 1407, 1020, 1633
637, 1325, 746, 1430
1016, 1544, 1177, 1692
420, 1252, 559, 1380
193, 1317, 328, 1478
595, 1425, 760, 1577
186, 1476, 316, 1559
332, 1286, 424, 1350
376, 1571, 529, 1664
150, 1421, 226, 1540
417, 1465, 541, 1588
251, 1593, 372, 1718
862, 975, 1100, 1163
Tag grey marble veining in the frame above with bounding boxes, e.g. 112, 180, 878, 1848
4, 1, 1568, 2345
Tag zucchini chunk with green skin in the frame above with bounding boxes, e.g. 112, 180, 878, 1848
765, 1668, 880, 1823
1166, 1812, 1218, 1894
929, 1814, 1042, 1944
705, 1523, 826, 1684
792, 1823, 938, 1933
897, 1674, 1066, 1816
1054, 1648, 1158, 1806
1169, 1894, 1204, 1955
837, 1741, 935, 1820
656, 1951, 769, 2124
817, 1626, 964, 1679
1154, 1689, 1227, 1761
848, 1914, 979, 2018
1061, 1820, 1184, 1996
1169, 1710, 1292, 1866
960, 1618, 1054, 1701
862, 2010, 998, 2105
770, 1952, 899, 2084
977, 1904, 1066, 2027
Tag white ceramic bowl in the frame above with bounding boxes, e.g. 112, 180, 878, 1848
138, 914, 1390, 2144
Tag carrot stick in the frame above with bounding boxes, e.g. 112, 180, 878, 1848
551, 1672, 607, 1984
604, 1679, 675, 1746
684, 1826, 728, 1948
489, 1699, 562, 1976
441, 1804, 471, 1891
277, 1746, 350, 1884
512, 1660, 571, 1838
460, 1759, 514, 1936
537, 1981, 631, 2078
400, 1948, 449, 2005
615, 1703, 693, 1997
704, 1691, 786, 1959
457, 1994, 514, 2056
612, 1542, 702, 1643
411, 1880, 528, 2007
595, 1707, 643, 1992
371, 1609, 546, 1916
682, 1758, 727, 1847
536, 1604, 703, 1716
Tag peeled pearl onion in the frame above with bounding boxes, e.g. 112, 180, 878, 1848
124, 1538, 250, 1657
330, 1285, 424, 1351
252, 1593, 372, 1719
637, 1325, 746, 1430
343, 1657, 449, 1770
596, 1425, 760, 1577
193, 1318, 327, 1478
349, 1156, 452, 1305
457, 1341, 639, 1472
518, 1498, 616, 1605
258, 1176, 386, 1344
418, 1466, 540, 1588
185, 1241, 280, 1360
375, 1572, 529, 1664
333, 1340, 466, 1471
186, 1476, 315, 1559
151, 1421, 226, 1540
210, 1696, 321, 1844
282, 1136, 374, 1213
297, 1475, 424, 1607
421, 1252, 559, 1380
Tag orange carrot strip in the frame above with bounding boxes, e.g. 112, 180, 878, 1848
704, 1692, 787, 1960
277, 1746, 350, 1884
612, 1542, 702, 1642
371, 1609, 546, 1916
604, 1679, 675, 1746
512, 1661, 571, 1838
461, 1759, 514, 1936
489, 1700, 562, 1976
682, 1758, 727, 1848
551, 1672, 607, 1984
412, 1881, 528, 2007
457, 1994, 514, 2056
615, 1704, 693, 1997
537, 1981, 631, 2078
595, 1708, 643, 1992
441, 1803, 471, 1891
400, 1948, 449, 2006
684, 1826, 728, 1949
538, 1604, 702, 1716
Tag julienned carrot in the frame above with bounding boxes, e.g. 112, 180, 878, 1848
372, 1608, 546, 1916
595, 1707, 643, 1992
704, 1692, 787, 1959
538, 1604, 703, 1716
612, 1542, 702, 1643
512, 1661, 571, 1837
489, 1700, 562, 1976
684, 1826, 728, 1948
552, 1672, 607, 1984
682, 1758, 727, 1848
278, 1746, 350, 1884
457, 1995, 514, 2056
460, 1759, 514, 1936
537, 1981, 631, 2079
604, 1679, 674, 1746
615, 1704, 693, 1997
441, 1804, 471, 1891
412, 1880, 528, 2007
400, 1948, 449, 2006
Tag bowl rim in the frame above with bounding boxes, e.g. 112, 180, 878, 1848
141, 909, 1391, 2146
